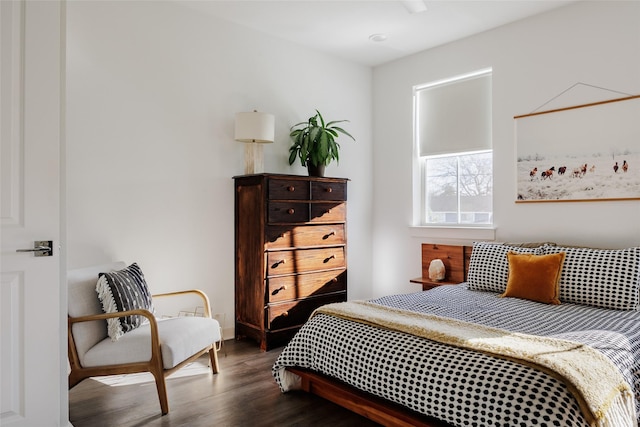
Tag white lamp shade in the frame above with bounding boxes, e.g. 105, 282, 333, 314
234, 111, 275, 143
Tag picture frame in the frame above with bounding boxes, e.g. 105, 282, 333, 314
514, 95, 640, 202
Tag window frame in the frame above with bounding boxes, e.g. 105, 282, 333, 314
412, 69, 494, 230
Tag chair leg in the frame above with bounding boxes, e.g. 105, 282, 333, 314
209, 346, 219, 374
68, 370, 83, 389
151, 370, 170, 415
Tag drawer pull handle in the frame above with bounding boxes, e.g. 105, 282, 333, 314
281, 311, 289, 317
287, 208, 295, 215
272, 259, 286, 268
322, 231, 336, 240
331, 278, 338, 283
326, 187, 333, 193
271, 285, 288, 295
323, 254, 336, 263
287, 186, 295, 192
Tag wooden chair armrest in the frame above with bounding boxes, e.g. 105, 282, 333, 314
152, 289, 212, 318
68, 308, 157, 325
67, 309, 162, 366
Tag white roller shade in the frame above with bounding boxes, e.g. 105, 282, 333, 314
417, 72, 492, 156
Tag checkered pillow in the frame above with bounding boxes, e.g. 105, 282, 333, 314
467, 242, 542, 293
542, 245, 640, 310
96, 263, 155, 341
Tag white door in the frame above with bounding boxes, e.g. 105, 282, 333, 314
1, 1, 65, 426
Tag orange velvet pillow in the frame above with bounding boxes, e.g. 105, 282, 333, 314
501, 251, 566, 304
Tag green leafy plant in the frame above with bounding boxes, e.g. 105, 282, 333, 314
288, 110, 355, 169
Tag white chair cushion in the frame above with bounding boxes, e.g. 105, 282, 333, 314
81, 316, 221, 370
68, 262, 127, 359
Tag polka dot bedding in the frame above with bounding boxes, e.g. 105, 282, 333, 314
273, 285, 640, 427
541, 245, 640, 310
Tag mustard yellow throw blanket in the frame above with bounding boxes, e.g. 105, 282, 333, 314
313, 301, 637, 427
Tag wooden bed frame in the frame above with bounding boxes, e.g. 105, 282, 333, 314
288, 367, 451, 427
285, 243, 467, 427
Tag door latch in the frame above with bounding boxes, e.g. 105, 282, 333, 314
16, 240, 53, 257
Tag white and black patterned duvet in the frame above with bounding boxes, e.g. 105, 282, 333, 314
273, 285, 640, 427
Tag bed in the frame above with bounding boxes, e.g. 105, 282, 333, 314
272, 242, 640, 427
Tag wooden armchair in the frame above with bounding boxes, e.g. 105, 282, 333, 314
67, 262, 221, 415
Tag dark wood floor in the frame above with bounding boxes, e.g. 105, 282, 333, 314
69, 339, 380, 427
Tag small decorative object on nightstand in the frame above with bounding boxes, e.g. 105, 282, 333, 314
411, 244, 472, 290
428, 258, 446, 281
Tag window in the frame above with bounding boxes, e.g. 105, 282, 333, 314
414, 69, 493, 226
422, 151, 492, 224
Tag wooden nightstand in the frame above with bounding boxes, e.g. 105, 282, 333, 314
411, 243, 472, 291
409, 277, 462, 291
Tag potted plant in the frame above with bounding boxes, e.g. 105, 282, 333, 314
288, 109, 355, 177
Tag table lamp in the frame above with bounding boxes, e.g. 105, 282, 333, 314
234, 110, 275, 174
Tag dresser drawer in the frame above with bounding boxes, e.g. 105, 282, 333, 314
265, 224, 346, 250
266, 247, 346, 276
267, 293, 346, 330
311, 181, 346, 201
268, 269, 347, 303
268, 178, 310, 200
268, 202, 308, 223
269, 201, 346, 224
310, 202, 346, 223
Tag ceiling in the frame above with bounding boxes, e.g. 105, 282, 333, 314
181, 0, 576, 67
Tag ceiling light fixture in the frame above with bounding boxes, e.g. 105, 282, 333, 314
401, 0, 428, 14
369, 33, 387, 42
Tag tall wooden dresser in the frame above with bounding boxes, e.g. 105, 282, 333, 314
233, 174, 348, 350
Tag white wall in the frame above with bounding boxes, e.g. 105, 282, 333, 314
66, 1, 373, 336
67, 1, 640, 324
372, 1, 640, 297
